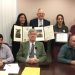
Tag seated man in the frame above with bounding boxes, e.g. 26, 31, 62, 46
58, 35, 75, 64
16, 29, 47, 64
0, 34, 14, 67
70, 25, 75, 35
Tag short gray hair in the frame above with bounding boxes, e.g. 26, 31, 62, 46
28, 29, 37, 34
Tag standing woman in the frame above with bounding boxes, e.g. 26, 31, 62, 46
54, 14, 68, 33
10, 13, 28, 62
51, 14, 68, 61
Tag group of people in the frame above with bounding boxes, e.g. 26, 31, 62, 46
0, 8, 75, 67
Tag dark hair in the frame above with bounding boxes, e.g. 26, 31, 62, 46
0, 34, 3, 40
15, 13, 27, 26
56, 14, 65, 25
68, 34, 75, 42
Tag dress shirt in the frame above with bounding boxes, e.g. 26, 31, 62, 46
26, 42, 37, 62
58, 44, 75, 64
38, 19, 43, 27
0, 44, 14, 63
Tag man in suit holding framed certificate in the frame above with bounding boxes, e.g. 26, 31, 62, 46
30, 8, 50, 52
30, 8, 50, 28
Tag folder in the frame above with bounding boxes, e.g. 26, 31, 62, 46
21, 67, 40, 75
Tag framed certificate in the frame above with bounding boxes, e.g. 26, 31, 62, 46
14, 25, 22, 42
34, 27, 44, 41
55, 33, 68, 42
23, 27, 32, 42
14, 25, 32, 42
44, 25, 54, 40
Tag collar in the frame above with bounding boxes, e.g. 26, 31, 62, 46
38, 19, 43, 22
29, 42, 35, 45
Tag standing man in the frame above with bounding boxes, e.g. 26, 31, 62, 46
17, 29, 47, 64
30, 8, 50, 52
0, 34, 14, 67
30, 8, 50, 27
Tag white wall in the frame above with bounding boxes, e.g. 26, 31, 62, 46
18, 0, 75, 29
0, 0, 75, 44
0, 0, 17, 44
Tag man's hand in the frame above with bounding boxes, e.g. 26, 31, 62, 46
32, 58, 39, 63
0, 59, 3, 67
70, 60, 75, 65
27, 58, 39, 64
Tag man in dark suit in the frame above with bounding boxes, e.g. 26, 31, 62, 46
30, 8, 50, 52
30, 8, 50, 27
17, 29, 47, 64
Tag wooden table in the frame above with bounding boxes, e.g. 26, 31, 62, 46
0, 62, 75, 75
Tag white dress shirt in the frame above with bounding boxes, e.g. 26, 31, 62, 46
26, 42, 37, 62
38, 19, 43, 27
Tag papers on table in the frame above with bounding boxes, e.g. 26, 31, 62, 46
3, 63, 20, 74
21, 67, 40, 75
56, 33, 68, 42
0, 71, 8, 75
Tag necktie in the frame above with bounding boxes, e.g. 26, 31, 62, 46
29, 43, 34, 58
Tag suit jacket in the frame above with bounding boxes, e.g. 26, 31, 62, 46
30, 18, 50, 28
16, 41, 47, 63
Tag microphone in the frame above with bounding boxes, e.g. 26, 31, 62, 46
35, 46, 37, 50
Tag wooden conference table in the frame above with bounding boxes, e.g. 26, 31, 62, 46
0, 62, 75, 75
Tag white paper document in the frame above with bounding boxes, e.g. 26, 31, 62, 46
3, 63, 20, 74
44, 25, 54, 40
0, 71, 8, 75
34, 27, 44, 41
34, 25, 54, 41
23, 27, 32, 42
14, 25, 54, 42
14, 25, 32, 42
14, 25, 23, 42
56, 33, 68, 42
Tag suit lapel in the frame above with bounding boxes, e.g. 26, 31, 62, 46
25, 42, 30, 56
35, 42, 39, 57
36, 18, 38, 26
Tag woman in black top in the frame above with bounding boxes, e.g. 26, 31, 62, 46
10, 13, 28, 62
54, 14, 68, 33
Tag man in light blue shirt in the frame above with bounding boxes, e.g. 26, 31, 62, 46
0, 34, 14, 67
